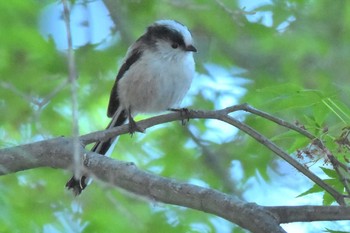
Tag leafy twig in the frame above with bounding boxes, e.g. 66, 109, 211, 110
231, 104, 349, 203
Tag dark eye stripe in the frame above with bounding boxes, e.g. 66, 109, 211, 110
144, 25, 186, 48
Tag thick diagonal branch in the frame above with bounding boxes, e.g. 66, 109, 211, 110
0, 136, 284, 233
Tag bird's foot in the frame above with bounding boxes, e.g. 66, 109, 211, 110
65, 175, 87, 196
128, 117, 144, 135
168, 108, 190, 125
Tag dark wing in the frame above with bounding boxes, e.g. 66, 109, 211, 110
107, 48, 143, 117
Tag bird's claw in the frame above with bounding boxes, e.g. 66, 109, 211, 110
128, 117, 144, 135
169, 108, 190, 125
65, 175, 87, 196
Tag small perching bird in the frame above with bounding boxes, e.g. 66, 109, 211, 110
66, 19, 197, 195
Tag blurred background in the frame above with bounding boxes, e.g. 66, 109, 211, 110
1, 0, 350, 232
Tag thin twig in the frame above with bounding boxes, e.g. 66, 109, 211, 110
62, 0, 81, 179
0, 81, 40, 105
219, 114, 345, 205
39, 78, 69, 108
230, 104, 350, 202
222, 104, 315, 139
214, 0, 255, 27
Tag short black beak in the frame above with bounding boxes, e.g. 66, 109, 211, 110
185, 45, 197, 52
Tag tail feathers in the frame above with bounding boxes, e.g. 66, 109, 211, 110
90, 108, 127, 155
66, 108, 127, 195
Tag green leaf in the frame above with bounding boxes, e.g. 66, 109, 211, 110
324, 228, 350, 233
297, 184, 323, 197
320, 167, 338, 178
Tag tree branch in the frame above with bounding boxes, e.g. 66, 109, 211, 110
78, 105, 346, 205
0, 136, 284, 232
267, 206, 350, 223
0, 134, 349, 232
1, 105, 349, 232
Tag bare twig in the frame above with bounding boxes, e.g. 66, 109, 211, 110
77, 105, 346, 205
62, 0, 82, 179
214, 0, 255, 26
39, 78, 69, 107
0, 81, 41, 105
228, 104, 349, 204
218, 113, 345, 205
232, 103, 316, 139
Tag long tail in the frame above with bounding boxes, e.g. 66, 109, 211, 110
65, 108, 127, 195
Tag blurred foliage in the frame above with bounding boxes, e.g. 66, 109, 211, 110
1, 0, 350, 232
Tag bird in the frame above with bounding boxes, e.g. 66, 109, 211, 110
66, 19, 197, 195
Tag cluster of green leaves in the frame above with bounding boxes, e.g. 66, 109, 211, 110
1, 0, 350, 232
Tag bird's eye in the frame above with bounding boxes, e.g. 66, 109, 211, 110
171, 43, 179, 49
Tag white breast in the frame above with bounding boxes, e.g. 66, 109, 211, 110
117, 48, 195, 115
